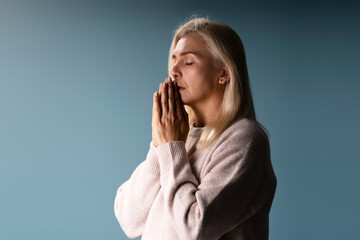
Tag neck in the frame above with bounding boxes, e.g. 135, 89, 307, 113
188, 95, 222, 128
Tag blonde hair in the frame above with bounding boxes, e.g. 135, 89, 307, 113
168, 17, 263, 149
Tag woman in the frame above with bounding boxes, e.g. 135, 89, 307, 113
114, 17, 277, 240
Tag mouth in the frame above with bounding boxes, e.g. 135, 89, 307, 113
177, 84, 185, 91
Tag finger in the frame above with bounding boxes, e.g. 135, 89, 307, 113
178, 90, 189, 123
161, 80, 168, 115
172, 81, 188, 121
158, 82, 162, 95
168, 78, 175, 116
157, 82, 163, 114
183, 105, 189, 123
152, 91, 161, 121
174, 81, 183, 119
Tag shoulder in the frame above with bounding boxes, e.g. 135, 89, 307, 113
214, 118, 269, 153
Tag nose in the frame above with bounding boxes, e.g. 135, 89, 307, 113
170, 62, 182, 81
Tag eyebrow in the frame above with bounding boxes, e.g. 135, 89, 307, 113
172, 51, 198, 59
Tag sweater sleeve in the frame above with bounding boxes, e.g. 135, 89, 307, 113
155, 138, 269, 240
114, 142, 160, 239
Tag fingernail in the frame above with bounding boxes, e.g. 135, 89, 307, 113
155, 92, 158, 97
163, 82, 166, 88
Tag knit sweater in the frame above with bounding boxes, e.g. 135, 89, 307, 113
114, 118, 277, 240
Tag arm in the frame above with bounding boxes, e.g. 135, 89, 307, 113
156, 138, 270, 240
115, 76, 183, 238
151, 78, 272, 238
114, 142, 160, 238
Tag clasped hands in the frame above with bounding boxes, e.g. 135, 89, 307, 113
152, 77, 189, 147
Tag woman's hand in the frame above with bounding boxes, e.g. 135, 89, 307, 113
152, 77, 189, 147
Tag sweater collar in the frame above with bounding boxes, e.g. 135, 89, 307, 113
188, 123, 204, 138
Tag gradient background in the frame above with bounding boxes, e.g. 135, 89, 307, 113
1, 0, 359, 239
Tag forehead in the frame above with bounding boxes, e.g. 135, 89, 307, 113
173, 33, 208, 54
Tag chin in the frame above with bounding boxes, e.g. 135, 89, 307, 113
180, 95, 195, 107
180, 98, 191, 106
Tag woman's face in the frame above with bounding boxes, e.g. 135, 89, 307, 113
170, 33, 223, 107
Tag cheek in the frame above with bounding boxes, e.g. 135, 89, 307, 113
187, 65, 210, 83
185, 64, 219, 93
187, 71, 208, 92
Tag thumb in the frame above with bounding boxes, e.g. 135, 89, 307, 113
152, 91, 161, 122
180, 103, 189, 125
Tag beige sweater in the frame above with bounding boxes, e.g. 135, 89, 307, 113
114, 118, 277, 240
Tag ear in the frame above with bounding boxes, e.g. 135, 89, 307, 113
218, 66, 230, 85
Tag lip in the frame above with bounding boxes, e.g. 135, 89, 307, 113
177, 84, 185, 91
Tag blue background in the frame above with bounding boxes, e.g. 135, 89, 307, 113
1, 0, 359, 239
